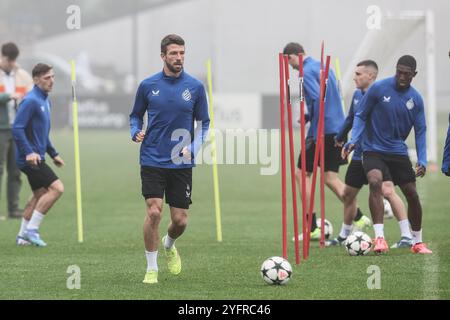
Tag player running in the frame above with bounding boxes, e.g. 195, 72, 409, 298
12, 63, 65, 247
130, 34, 210, 284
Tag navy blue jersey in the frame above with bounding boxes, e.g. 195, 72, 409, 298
442, 113, 450, 175
129, 70, 210, 168
303, 57, 345, 139
336, 89, 364, 160
349, 77, 427, 166
12, 85, 58, 169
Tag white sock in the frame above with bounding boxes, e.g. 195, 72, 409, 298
27, 210, 45, 230
145, 250, 158, 272
373, 224, 384, 238
18, 218, 29, 237
411, 230, 422, 245
164, 234, 176, 249
398, 219, 412, 239
339, 224, 353, 239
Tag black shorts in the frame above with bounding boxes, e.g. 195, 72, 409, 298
297, 134, 348, 173
21, 161, 59, 191
141, 166, 192, 209
362, 151, 415, 186
345, 159, 392, 189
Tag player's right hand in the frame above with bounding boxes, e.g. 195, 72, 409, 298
415, 164, 426, 178
26, 153, 41, 166
341, 143, 354, 160
134, 130, 145, 143
334, 137, 344, 147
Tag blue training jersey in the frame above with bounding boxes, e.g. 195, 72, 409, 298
442, 113, 450, 175
336, 89, 364, 160
303, 57, 345, 139
129, 70, 210, 168
349, 76, 427, 166
12, 85, 58, 169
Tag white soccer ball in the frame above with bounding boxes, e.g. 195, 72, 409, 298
345, 231, 372, 256
316, 218, 333, 239
260, 256, 292, 285
383, 198, 394, 219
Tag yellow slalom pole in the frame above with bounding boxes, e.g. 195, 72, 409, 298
70, 60, 84, 243
335, 58, 346, 113
206, 59, 222, 242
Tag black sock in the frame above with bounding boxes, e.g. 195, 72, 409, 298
354, 208, 363, 222
311, 213, 318, 231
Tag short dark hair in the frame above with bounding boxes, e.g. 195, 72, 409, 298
1, 42, 19, 60
161, 34, 185, 54
397, 55, 417, 71
32, 63, 53, 78
357, 59, 378, 71
283, 42, 305, 55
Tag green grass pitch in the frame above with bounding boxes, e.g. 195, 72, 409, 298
0, 118, 449, 300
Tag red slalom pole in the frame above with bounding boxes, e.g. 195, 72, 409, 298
298, 54, 308, 260
279, 53, 287, 259
319, 56, 331, 248
305, 52, 327, 258
284, 55, 300, 265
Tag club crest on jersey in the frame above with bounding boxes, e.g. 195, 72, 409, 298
354, 99, 359, 105
182, 89, 191, 101
383, 96, 391, 103
152, 90, 160, 96
40, 106, 45, 112
406, 98, 415, 110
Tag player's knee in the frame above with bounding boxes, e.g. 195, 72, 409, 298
172, 213, 188, 228
403, 188, 419, 203
367, 177, 382, 192
295, 169, 302, 181
50, 180, 64, 197
146, 207, 162, 222
342, 190, 355, 205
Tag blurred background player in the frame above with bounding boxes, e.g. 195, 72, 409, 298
283, 42, 371, 241
12, 63, 65, 247
0, 42, 33, 219
442, 113, 450, 176
130, 34, 210, 284
328, 60, 413, 248
344, 55, 431, 254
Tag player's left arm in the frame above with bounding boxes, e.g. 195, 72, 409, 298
414, 96, 427, 177
184, 84, 210, 159
46, 135, 64, 167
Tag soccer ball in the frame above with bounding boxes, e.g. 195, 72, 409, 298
260, 256, 292, 285
383, 198, 394, 219
345, 231, 372, 256
316, 218, 333, 239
